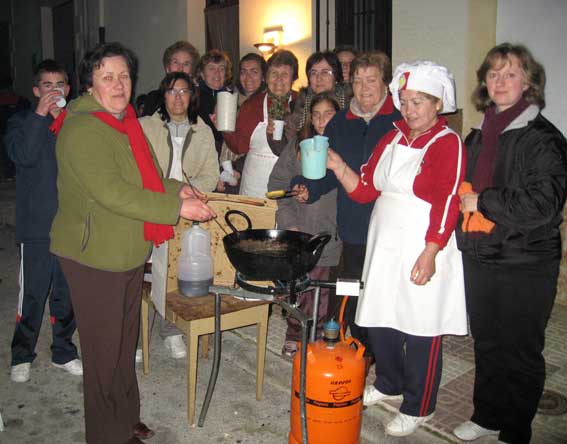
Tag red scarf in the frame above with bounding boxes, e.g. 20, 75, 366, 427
50, 104, 174, 246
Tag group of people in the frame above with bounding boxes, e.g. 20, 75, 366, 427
5, 35, 566, 444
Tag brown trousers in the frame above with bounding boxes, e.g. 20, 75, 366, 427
59, 257, 143, 444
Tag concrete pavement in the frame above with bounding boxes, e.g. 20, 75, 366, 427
0, 178, 565, 444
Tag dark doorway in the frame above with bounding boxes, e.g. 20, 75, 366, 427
335, 0, 392, 57
204, 0, 240, 80
52, 1, 77, 97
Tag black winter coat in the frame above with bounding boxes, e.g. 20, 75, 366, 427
456, 105, 567, 265
5, 110, 59, 243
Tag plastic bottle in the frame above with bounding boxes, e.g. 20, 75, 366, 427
177, 222, 214, 296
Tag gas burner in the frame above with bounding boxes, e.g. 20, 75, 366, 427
235, 272, 311, 295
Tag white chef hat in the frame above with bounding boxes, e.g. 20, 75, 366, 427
389, 61, 456, 114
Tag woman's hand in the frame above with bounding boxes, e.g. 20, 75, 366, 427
327, 149, 359, 193
179, 198, 216, 222
327, 148, 345, 174
410, 243, 440, 285
179, 184, 206, 201
216, 180, 226, 193
460, 192, 479, 212
292, 184, 309, 203
209, 113, 217, 128
266, 119, 274, 135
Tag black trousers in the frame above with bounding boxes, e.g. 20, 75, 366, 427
60, 257, 143, 444
11, 242, 78, 366
463, 255, 558, 444
368, 327, 442, 416
328, 242, 370, 350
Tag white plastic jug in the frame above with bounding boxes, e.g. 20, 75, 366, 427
177, 223, 214, 296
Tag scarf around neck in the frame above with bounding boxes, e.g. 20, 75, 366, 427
50, 103, 174, 246
349, 93, 387, 123
472, 97, 530, 192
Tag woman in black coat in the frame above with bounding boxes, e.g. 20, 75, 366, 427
454, 43, 567, 444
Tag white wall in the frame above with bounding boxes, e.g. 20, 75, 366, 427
393, 1, 469, 116
497, 0, 567, 136
187, 0, 206, 55
239, 0, 313, 88
104, 0, 188, 97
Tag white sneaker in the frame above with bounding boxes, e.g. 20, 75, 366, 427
386, 412, 434, 437
11, 363, 31, 382
52, 358, 83, 376
164, 335, 186, 359
135, 349, 143, 363
453, 420, 499, 441
363, 384, 402, 406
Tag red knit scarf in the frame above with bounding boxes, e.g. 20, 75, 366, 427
50, 104, 174, 246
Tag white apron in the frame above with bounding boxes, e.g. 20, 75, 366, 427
355, 129, 467, 336
239, 94, 279, 197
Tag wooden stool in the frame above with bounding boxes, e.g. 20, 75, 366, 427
140, 193, 276, 425
140, 289, 269, 425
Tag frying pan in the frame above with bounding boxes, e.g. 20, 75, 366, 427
222, 210, 331, 281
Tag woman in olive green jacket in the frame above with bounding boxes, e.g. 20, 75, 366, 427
50, 42, 215, 444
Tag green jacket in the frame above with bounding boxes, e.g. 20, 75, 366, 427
50, 94, 182, 271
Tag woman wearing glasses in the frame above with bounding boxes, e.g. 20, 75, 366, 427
138, 71, 219, 359
271, 51, 350, 151
140, 72, 219, 193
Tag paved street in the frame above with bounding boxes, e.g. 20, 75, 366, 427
0, 180, 565, 444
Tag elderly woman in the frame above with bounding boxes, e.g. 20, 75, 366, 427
292, 51, 400, 352
273, 51, 350, 150
49, 42, 216, 444
453, 44, 567, 444
268, 92, 342, 358
196, 49, 232, 157
223, 49, 298, 197
324, 60, 467, 436
140, 40, 200, 117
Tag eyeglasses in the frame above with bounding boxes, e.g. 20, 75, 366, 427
308, 69, 334, 79
170, 60, 192, 70
166, 88, 190, 97
269, 71, 292, 82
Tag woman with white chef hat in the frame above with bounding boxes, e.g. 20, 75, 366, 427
325, 60, 468, 436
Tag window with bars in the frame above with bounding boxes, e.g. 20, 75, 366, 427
335, 0, 391, 57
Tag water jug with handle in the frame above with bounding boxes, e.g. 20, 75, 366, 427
300, 135, 329, 180
177, 222, 214, 297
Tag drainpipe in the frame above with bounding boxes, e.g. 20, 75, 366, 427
315, 0, 320, 51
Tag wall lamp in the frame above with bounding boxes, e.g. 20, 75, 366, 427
254, 25, 284, 56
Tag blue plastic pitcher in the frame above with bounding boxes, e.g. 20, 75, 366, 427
300, 135, 328, 180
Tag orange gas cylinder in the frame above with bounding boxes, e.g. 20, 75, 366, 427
288, 326, 366, 444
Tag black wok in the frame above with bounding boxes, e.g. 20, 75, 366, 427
223, 210, 331, 281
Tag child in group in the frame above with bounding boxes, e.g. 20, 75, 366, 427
267, 92, 342, 358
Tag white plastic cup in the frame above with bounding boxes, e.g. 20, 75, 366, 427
54, 87, 66, 108
216, 91, 238, 131
272, 119, 285, 141
220, 160, 237, 186
221, 160, 234, 174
